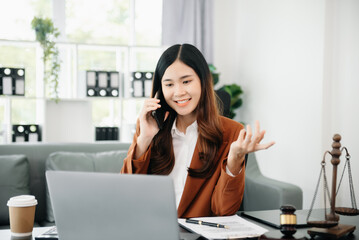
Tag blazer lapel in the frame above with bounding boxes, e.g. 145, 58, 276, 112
177, 138, 229, 217
177, 141, 205, 217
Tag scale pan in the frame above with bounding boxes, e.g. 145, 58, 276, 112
335, 207, 359, 216
307, 220, 338, 228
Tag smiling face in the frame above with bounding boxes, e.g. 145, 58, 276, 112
161, 60, 202, 124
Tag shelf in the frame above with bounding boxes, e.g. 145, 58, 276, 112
0, 40, 162, 144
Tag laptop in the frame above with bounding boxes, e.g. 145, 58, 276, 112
44, 171, 181, 240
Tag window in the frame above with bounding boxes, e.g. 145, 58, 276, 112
78, 48, 119, 72
0, 0, 52, 41
11, 99, 38, 124
64, 0, 162, 45
0, 0, 163, 143
65, 0, 130, 44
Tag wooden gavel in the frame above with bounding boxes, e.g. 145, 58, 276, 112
280, 205, 297, 237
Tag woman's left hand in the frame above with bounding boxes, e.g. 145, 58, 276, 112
227, 120, 275, 175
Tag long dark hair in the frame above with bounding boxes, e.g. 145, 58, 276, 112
148, 44, 223, 178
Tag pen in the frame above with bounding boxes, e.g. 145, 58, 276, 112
185, 219, 230, 229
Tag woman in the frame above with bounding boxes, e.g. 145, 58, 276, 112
121, 44, 275, 218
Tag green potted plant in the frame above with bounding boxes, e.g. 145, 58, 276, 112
209, 64, 243, 119
31, 17, 61, 102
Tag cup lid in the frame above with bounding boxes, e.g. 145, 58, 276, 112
7, 195, 38, 207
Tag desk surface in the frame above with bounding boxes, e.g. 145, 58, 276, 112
0, 226, 54, 240
1, 209, 357, 240
240, 209, 358, 240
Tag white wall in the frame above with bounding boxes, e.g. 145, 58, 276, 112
322, 0, 359, 208
214, 0, 359, 210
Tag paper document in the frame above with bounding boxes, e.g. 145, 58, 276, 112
178, 215, 268, 239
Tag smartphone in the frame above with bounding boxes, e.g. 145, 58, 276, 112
151, 90, 170, 130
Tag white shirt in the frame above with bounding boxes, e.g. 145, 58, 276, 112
169, 118, 239, 209
169, 119, 198, 208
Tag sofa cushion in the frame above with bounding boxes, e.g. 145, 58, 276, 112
45, 150, 128, 222
0, 155, 31, 225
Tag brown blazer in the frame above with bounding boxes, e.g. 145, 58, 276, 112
121, 116, 245, 218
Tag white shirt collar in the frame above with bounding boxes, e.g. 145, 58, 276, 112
171, 118, 198, 137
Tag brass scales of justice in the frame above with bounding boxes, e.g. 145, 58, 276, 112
306, 134, 359, 239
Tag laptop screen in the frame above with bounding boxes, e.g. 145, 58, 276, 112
46, 171, 180, 240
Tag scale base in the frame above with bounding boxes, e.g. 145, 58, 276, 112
307, 224, 355, 239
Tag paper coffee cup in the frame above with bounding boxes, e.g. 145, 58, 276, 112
7, 195, 38, 237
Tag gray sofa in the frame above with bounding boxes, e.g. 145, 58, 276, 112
0, 142, 302, 229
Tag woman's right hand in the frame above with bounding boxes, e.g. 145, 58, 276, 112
135, 98, 167, 158
139, 98, 162, 139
